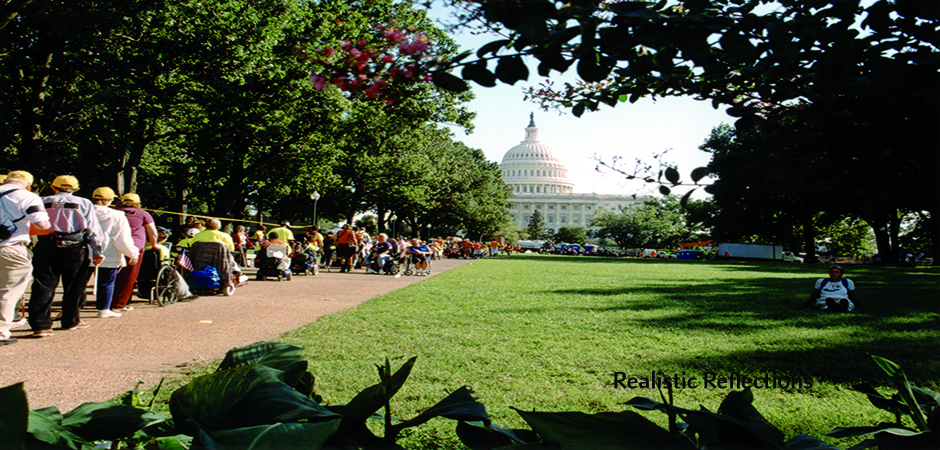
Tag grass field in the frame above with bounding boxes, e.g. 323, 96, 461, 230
170, 255, 940, 448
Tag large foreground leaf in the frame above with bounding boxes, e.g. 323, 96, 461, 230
217, 341, 309, 388
61, 402, 165, 441
393, 386, 490, 431
513, 409, 693, 449
329, 357, 416, 423
0, 382, 28, 449
27, 408, 89, 450
192, 420, 342, 450
170, 364, 339, 434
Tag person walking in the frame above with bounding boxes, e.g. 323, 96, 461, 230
88, 187, 138, 318
0, 171, 51, 345
28, 175, 105, 336
110, 193, 156, 311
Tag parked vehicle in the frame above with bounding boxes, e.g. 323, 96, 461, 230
716, 243, 785, 260
517, 240, 547, 252
782, 251, 803, 263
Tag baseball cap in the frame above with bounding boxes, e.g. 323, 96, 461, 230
92, 187, 118, 199
6, 170, 34, 186
52, 175, 80, 190
121, 193, 141, 203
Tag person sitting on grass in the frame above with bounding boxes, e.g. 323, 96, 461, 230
807, 265, 859, 312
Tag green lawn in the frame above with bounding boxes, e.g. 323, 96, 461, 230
176, 256, 940, 448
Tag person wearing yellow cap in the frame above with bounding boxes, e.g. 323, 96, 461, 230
0, 171, 51, 345
28, 175, 104, 336
88, 187, 139, 318
110, 192, 156, 311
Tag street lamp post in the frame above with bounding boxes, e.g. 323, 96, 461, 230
389, 214, 397, 239
309, 191, 320, 228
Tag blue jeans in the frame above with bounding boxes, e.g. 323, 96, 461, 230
95, 267, 120, 311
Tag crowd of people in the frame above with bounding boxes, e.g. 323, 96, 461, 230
0, 170, 864, 347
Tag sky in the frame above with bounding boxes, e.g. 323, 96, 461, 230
427, 6, 735, 197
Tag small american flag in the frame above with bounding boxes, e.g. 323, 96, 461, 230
177, 250, 195, 272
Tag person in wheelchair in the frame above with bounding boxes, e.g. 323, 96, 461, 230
406, 238, 432, 276
367, 233, 395, 274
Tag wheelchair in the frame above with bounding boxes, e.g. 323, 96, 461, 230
401, 253, 432, 276
138, 248, 180, 307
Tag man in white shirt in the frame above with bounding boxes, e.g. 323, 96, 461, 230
0, 171, 51, 345
807, 265, 859, 312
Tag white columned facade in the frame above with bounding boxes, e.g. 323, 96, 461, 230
499, 114, 647, 230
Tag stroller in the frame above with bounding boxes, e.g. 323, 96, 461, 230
290, 241, 320, 276
255, 242, 293, 281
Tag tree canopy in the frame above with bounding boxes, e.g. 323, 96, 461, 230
0, 0, 513, 236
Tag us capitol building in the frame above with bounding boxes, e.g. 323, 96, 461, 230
499, 114, 648, 229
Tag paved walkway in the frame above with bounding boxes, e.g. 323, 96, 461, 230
0, 259, 469, 411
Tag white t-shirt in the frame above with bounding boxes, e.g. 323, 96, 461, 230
0, 185, 49, 246
814, 278, 856, 311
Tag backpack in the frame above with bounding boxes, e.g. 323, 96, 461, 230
0, 189, 26, 242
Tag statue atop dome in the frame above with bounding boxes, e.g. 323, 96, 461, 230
528, 112, 536, 128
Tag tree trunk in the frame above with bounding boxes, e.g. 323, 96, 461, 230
801, 214, 817, 263
17, 51, 54, 167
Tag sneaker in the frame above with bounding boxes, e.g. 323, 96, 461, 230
119, 306, 134, 311
0, 337, 17, 346
366, 269, 375, 274
62, 320, 90, 330
11, 318, 27, 328
98, 310, 122, 318
33, 329, 53, 338
378, 270, 385, 275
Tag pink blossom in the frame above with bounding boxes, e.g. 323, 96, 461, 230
309, 74, 329, 91
384, 27, 406, 44
381, 55, 395, 63
363, 80, 387, 98
322, 48, 335, 57
340, 41, 353, 51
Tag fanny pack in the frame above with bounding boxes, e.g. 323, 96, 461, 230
51, 231, 87, 248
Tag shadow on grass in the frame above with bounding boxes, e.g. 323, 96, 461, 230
502, 256, 939, 385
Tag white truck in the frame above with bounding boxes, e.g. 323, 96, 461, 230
516, 240, 548, 252
716, 243, 795, 261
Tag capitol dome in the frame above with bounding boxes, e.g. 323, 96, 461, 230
500, 114, 575, 195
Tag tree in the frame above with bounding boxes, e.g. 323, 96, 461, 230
312, 0, 938, 262
590, 198, 691, 249
526, 209, 548, 239
554, 226, 587, 246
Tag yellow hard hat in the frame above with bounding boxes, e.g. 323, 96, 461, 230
6, 170, 34, 186
121, 193, 141, 203
52, 175, 80, 190
92, 187, 118, 199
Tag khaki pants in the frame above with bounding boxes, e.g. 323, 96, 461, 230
0, 244, 32, 339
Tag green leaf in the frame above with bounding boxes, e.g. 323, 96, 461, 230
330, 357, 417, 424
393, 386, 490, 431
456, 421, 534, 449
577, 52, 610, 82
495, 56, 529, 85
572, 103, 586, 117
476, 39, 511, 58
690, 167, 709, 183
170, 364, 340, 435
61, 402, 166, 441
659, 185, 671, 196
28, 408, 90, 450
680, 189, 695, 207
825, 424, 910, 438
217, 341, 307, 374
0, 382, 29, 450
462, 63, 497, 87
513, 409, 693, 449
193, 420, 341, 450
785, 434, 840, 449
664, 167, 680, 185
871, 356, 930, 431
431, 71, 471, 93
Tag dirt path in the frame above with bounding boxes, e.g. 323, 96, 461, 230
0, 259, 469, 411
